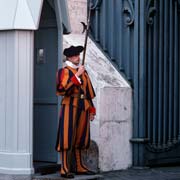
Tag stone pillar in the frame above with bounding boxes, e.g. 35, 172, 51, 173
63, 34, 132, 172
96, 87, 132, 171
0, 31, 34, 174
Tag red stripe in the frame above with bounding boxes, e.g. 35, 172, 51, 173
71, 75, 81, 85
89, 107, 96, 114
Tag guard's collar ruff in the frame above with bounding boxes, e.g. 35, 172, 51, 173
65, 61, 79, 69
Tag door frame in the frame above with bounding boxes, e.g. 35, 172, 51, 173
33, 0, 64, 168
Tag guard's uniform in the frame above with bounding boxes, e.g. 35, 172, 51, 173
56, 65, 96, 151
55, 64, 96, 175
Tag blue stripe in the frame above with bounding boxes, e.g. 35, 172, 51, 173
76, 107, 82, 127
80, 112, 89, 148
68, 99, 74, 149
59, 105, 65, 150
78, 99, 85, 111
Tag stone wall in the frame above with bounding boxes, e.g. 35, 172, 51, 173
66, 0, 87, 34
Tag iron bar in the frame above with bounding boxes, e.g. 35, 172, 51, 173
173, 0, 178, 142
116, 0, 123, 69
126, 26, 131, 79
138, 0, 146, 166
95, 9, 99, 42
132, 0, 140, 166
179, 53, 180, 140
163, 0, 168, 146
147, 20, 153, 141
168, 0, 173, 144
157, 0, 163, 147
179, 5, 180, 140
152, 0, 158, 146
101, 0, 107, 51
109, 0, 115, 61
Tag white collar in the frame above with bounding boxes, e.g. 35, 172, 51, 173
65, 61, 79, 69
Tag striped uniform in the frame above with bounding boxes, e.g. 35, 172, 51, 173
56, 66, 96, 152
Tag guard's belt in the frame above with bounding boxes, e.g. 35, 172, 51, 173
70, 94, 86, 99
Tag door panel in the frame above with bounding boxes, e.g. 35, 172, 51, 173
34, 105, 57, 162
33, 28, 58, 162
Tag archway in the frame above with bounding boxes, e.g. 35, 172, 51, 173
33, 0, 60, 173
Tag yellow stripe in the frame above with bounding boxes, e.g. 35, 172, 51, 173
61, 68, 69, 88
64, 151, 68, 172
60, 151, 68, 173
64, 106, 69, 149
57, 140, 61, 151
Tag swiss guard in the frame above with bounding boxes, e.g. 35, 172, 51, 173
56, 45, 96, 178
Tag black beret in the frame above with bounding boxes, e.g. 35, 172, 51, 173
63, 45, 84, 57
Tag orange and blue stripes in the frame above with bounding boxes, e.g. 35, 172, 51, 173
60, 151, 69, 174
56, 66, 95, 151
56, 103, 90, 151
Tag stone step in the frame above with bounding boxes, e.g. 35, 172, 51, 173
32, 173, 103, 180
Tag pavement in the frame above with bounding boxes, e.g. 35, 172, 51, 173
1, 166, 180, 180
102, 166, 180, 180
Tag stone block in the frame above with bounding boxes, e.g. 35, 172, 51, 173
99, 121, 132, 171
99, 87, 132, 123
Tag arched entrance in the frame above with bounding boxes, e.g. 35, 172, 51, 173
33, 0, 60, 173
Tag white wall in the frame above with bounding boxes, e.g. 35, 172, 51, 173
0, 31, 34, 174
66, 0, 87, 33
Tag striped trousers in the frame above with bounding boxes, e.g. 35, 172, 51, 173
56, 103, 90, 152
56, 103, 91, 174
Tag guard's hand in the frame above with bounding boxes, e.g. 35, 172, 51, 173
76, 65, 85, 77
89, 113, 95, 121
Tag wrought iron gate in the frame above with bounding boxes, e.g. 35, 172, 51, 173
90, 0, 180, 166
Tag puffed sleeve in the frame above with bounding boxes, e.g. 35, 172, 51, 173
56, 68, 81, 96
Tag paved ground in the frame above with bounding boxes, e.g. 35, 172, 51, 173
102, 166, 180, 180
1, 166, 180, 180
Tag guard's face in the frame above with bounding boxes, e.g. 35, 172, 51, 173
68, 55, 80, 65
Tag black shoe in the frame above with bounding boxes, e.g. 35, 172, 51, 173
61, 172, 74, 178
76, 170, 96, 175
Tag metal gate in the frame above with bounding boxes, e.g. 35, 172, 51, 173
90, 0, 180, 166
